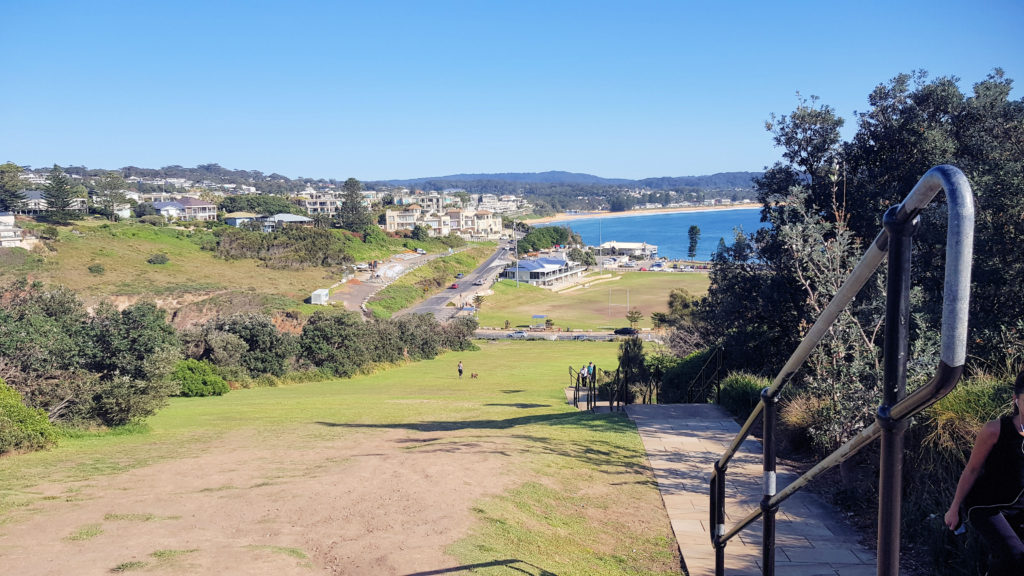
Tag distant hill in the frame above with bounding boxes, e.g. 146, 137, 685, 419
386, 171, 760, 190
387, 171, 633, 186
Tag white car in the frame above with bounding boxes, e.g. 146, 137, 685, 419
508, 330, 528, 339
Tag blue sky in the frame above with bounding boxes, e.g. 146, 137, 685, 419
2, 0, 1021, 181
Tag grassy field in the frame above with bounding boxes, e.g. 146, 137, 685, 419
0, 341, 679, 575
478, 272, 709, 330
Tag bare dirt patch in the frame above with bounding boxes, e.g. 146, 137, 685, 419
0, 427, 515, 576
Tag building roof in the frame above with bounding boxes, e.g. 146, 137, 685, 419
152, 201, 185, 210
599, 241, 657, 250
224, 211, 261, 219
21, 190, 45, 201
508, 257, 569, 273
267, 213, 312, 223
177, 197, 216, 208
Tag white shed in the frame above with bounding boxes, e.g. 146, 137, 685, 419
311, 289, 330, 305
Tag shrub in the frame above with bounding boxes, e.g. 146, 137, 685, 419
660, 348, 715, 403
92, 375, 179, 426
138, 214, 164, 226
0, 378, 58, 454
87, 263, 105, 275
173, 359, 229, 397
718, 372, 768, 421
147, 253, 169, 265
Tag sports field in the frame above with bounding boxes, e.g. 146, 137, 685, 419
477, 272, 709, 330
0, 341, 680, 575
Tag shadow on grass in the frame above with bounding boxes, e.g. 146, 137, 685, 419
315, 412, 655, 480
315, 411, 606, 433
403, 558, 557, 575
483, 403, 550, 409
498, 389, 525, 394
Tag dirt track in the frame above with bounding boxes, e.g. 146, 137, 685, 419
0, 427, 514, 575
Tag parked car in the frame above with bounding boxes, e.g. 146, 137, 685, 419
456, 273, 464, 278
449, 283, 459, 289
415, 248, 426, 254
572, 334, 589, 341
473, 279, 485, 286
508, 330, 528, 339
613, 327, 638, 335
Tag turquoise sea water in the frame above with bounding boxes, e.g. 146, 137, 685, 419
541, 207, 767, 261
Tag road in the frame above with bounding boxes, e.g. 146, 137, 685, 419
401, 244, 513, 320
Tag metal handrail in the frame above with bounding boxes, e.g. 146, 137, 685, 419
708, 165, 974, 576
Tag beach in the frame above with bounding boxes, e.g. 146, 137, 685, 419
526, 202, 762, 225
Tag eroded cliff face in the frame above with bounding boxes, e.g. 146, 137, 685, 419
95, 290, 305, 332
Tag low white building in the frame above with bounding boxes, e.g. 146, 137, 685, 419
499, 257, 586, 287
597, 241, 658, 258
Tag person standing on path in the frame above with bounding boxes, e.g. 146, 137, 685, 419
458, 361, 463, 379
945, 372, 1024, 575
587, 361, 595, 384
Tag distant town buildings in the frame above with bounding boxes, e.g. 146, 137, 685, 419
382, 206, 502, 238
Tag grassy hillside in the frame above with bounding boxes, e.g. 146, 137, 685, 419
479, 272, 709, 330
0, 341, 679, 575
0, 218, 475, 319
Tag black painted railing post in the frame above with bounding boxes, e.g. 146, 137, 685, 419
761, 387, 778, 576
877, 206, 917, 576
712, 461, 727, 576
571, 368, 578, 408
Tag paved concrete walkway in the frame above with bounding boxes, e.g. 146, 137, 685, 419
624, 404, 876, 576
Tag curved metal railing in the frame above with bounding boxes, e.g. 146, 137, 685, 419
708, 165, 975, 576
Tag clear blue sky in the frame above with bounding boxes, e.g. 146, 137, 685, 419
2, 0, 1021, 181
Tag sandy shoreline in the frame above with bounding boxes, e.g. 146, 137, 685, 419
526, 203, 762, 225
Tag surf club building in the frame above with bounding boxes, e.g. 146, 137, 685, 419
499, 257, 586, 287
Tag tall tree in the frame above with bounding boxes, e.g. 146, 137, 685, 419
337, 177, 372, 232
0, 162, 27, 212
43, 165, 76, 223
687, 225, 701, 259
92, 171, 128, 220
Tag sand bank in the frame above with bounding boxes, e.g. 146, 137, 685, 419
526, 203, 762, 225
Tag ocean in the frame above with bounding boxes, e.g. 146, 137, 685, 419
541, 207, 767, 261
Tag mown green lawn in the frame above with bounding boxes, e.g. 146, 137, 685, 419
478, 272, 709, 330
0, 341, 680, 575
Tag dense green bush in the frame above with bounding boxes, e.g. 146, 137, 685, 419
214, 314, 293, 377
718, 372, 768, 421
0, 378, 58, 454
87, 263, 105, 274
660, 348, 716, 403
173, 359, 229, 397
147, 253, 169, 264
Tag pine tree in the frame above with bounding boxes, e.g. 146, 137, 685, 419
0, 162, 27, 212
43, 165, 76, 223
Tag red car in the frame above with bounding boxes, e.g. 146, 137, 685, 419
450, 283, 459, 289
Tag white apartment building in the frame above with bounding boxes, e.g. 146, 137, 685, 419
382, 206, 502, 238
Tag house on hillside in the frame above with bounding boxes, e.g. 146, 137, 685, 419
16, 190, 88, 215
176, 197, 217, 221
263, 213, 313, 232
151, 201, 185, 220
224, 212, 262, 227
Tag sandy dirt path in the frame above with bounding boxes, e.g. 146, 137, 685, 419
0, 426, 515, 576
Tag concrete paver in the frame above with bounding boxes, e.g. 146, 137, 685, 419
621, 404, 876, 576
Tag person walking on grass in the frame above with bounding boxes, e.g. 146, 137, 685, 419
458, 361, 463, 379
945, 371, 1024, 575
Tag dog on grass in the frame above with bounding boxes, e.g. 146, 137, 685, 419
470, 373, 478, 379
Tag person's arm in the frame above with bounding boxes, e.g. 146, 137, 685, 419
944, 419, 1000, 530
